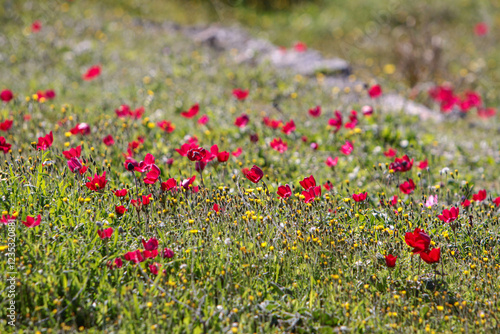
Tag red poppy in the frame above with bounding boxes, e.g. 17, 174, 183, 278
282, 120, 296, 135
461, 199, 471, 208
232, 148, 242, 157
144, 167, 160, 184
70, 123, 91, 135
0, 136, 12, 154
417, 159, 428, 169
235, 114, 250, 128
82, 65, 101, 81
107, 257, 123, 269
67, 157, 83, 173
399, 179, 416, 194
270, 138, 288, 153
429, 85, 459, 112
1, 215, 16, 225
325, 157, 338, 167
134, 153, 157, 173
474, 22, 488, 36
63, 145, 82, 159
103, 135, 114, 146
478, 107, 496, 118
31, 20, 42, 32
263, 117, 282, 129
217, 151, 229, 162
0, 120, 13, 131
352, 192, 367, 202
389, 155, 413, 172
187, 147, 207, 162
97, 228, 114, 239
232, 89, 249, 100
85, 171, 107, 191
300, 175, 316, 190
493, 197, 500, 207
277, 184, 292, 199
180, 103, 199, 118
124, 250, 145, 263
368, 85, 382, 98
161, 178, 178, 192
0, 90, 13, 102
157, 120, 175, 133
438, 207, 459, 223
323, 181, 333, 191
44, 90, 56, 99
162, 248, 175, 259
142, 238, 159, 251
302, 186, 321, 203
384, 254, 397, 268
293, 41, 307, 52
143, 249, 158, 259
36, 131, 53, 151
340, 141, 353, 155
308, 106, 321, 117
404, 228, 431, 254
175, 142, 198, 157
419, 248, 440, 264
149, 263, 161, 275
384, 148, 397, 157
22, 215, 41, 228
115, 205, 127, 215
344, 110, 358, 129
198, 115, 209, 125
114, 189, 128, 197
472, 189, 486, 201
459, 91, 482, 112
181, 176, 196, 190
245, 165, 263, 183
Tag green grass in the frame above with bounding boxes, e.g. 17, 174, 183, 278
0, 0, 500, 333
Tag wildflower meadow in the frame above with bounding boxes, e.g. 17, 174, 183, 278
1, 1, 500, 333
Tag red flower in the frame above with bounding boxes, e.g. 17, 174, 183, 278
293, 41, 307, 52
389, 155, 413, 172
232, 89, 249, 100
328, 111, 343, 132
82, 65, 101, 81
115, 205, 127, 215
144, 167, 160, 184
142, 238, 159, 251
22, 215, 41, 228
103, 135, 114, 146
417, 159, 428, 169
134, 153, 156, 173
235, 114, 250, 128
472, 189, 486, 202
31, 20, 42, 32
70, 123, 91, 135
461, 199, 471, 208
302, 186, 321, 203
270, 138, 288, 153
85, 171, 107, 191
340, 141, 353, 155
368, 85, 382, 98
181, 176, 196, 190
0, 136, 12, 154
250, 133, 259, 143
162, 248, 175, 259
161, 178, 178, 192
0, 120, 13, 131
198, 115, 209, 125
124, 250, 145, 263
474, 22, 488, 36
67, 157, 83, 173
478, 107, 496, 118
44, 90, 56, 99
107, 257, 123, 269
1, 215, 16, 225
175, 142, 198, 157
438, 207, 459, 223
114, 189, 128, 197
399, 179, 416, 194
300, 175, 316, 190
404, 228, 431, 254
419, 248, 440, 264
429, 85, 459, 112
493, 197, 500, 207
63, 145, 82, 159
308, 106, 321, 117
325, 157, 338, 167
149, 263, 161, 275
217, 151, 229, 162
245, 165, 263, 183
232, 148, 242, 157
0, 90, 13, 102
157, 120, 175, 133
384, 254, 397, 268
97, 228, 114, 239
344, 110, 358, 129
282, 120, 296, 135
384, 148, 397, 157
277, 184, 292, 199
187, 147, 207, 161
36, 131, 53, 151
180, 103, 199, 118
263, 117, 282, 129
352, 192, 367, 202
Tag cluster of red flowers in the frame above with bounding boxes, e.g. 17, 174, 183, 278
429, 85, 496, 118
